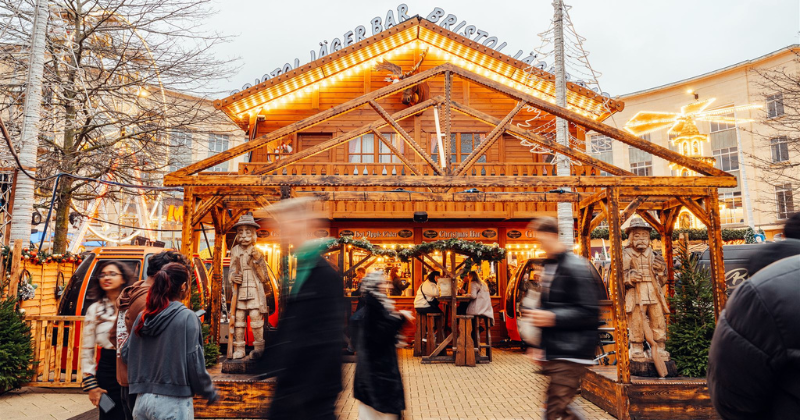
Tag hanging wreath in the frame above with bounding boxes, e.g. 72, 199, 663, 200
17, 269, 36, 301
397, 239, 506, 264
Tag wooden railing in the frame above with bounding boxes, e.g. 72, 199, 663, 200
240, 162, 601, 178
25, 315, 84, 388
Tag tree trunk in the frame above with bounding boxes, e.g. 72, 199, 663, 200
51, 178, 73, 253
9, 0, 48, 244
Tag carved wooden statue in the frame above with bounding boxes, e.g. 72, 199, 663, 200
228, 213, 272, 360
622, 218, 670, 368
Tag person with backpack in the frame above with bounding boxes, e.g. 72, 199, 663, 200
122, 263, 217, 420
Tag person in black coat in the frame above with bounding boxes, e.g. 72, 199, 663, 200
352, 271, 413, 419
708, 254, 800, 420
522, 217, 600, 420
746, 212, 800, 276
267, 242, 345, 420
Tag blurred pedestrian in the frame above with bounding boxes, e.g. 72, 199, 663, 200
708, 254, 800, 419
122, 263, 217, 420
746, 212, 800, 276
414, 271, 442, 315
521, 217, 600, 420
266, 198, 344, 420
353, 271, 413, 419
82, 261, 134, 420
114, 251, 191, 419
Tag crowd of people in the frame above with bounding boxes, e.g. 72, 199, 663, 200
78, 208, 800, 420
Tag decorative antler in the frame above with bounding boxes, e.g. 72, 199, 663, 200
402, 48, 428, 79
374, 60, 402, 80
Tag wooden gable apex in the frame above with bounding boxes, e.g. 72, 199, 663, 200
213, 17, 623, 130
169, 62, 735, 187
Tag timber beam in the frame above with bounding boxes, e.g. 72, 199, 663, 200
677, 197, 711, 226
191, 196, 224, 227
164, 174, 739, 188
449, 100, 633, 176
636, 209, 665, 233
298, 190, 584, 202
580, 190, 607, 209
247, 97, 440, 175
369, 99, 443, 175
450, 64, 733, 178
454, 101, 526, 176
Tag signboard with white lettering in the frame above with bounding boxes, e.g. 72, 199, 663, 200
421, 228, 498, 241
338, 228, 415, 241
232, 4, 539, 95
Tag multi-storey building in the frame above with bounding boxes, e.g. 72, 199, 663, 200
592, 45, 799, 237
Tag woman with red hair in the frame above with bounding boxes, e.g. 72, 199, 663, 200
122, 263, 217, 420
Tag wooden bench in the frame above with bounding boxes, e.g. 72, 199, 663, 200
472, 315, 492, 363
455, 315, 476, 367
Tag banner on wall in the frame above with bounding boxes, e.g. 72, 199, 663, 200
338, 228, 415, 240
256, 228, 331, 240
421, 228, 498, 240
506, 229, 539, 240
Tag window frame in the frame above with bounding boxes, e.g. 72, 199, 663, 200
712, 146, 739, 172
776, 183, 795, 220
630, 161, 652, 176
430, 132, 486, 164
767, 93, 785, 119
347, 133, 403, 164
207, 133, 230, 172
770, 137, 790, 163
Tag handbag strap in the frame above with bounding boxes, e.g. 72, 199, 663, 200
420, 282, 436, 305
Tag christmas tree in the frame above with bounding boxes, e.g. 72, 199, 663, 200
0, 299, 35, 393
666, 240, 716, 377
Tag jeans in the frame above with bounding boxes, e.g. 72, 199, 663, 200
132, 393, 193, 420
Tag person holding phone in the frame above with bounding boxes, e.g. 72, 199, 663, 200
122, 263, 217, 420
82, 261, 134, 420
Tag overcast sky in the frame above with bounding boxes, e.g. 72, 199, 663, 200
203, 0, 799, 97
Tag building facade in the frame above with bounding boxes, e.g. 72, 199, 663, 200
593, 45, 800, 237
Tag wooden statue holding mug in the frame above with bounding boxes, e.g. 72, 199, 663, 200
622, 217, 675, 377
229, 213, 272, 360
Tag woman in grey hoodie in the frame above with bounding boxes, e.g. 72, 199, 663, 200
122, 263, 217, 420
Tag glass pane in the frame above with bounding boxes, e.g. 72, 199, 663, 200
461, 134, 473, 162
362, 155, 374, 163
363, 134, 374, 153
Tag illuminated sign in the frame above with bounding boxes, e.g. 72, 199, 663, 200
422, 228, 498, 240
234, 4, 536, 94
339, 228, 414, 240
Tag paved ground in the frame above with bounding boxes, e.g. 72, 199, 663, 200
1, 349, 614, 420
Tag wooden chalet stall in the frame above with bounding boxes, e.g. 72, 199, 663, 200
165, 17, 733, 419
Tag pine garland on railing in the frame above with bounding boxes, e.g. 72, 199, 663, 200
327, 237, 507, 265
589, 227, 752, 242
0, 246, 84, 266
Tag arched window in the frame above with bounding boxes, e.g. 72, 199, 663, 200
692, 140, 700, 155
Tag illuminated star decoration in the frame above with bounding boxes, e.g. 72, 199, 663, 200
624, 98, 762, 175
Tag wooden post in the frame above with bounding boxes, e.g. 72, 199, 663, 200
210, 208, 227, 343
706, 190, 727, 320
181, 187, 195, 260
662, 210, 676, 299
606, 188, 631, 384
8, 240, 23, 300
578, 204, 593, 259
443, 71, 453, 173
181, 188, 195, 308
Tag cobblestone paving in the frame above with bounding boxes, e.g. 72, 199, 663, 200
336, 349, 614, 420
1, 349, 614, 420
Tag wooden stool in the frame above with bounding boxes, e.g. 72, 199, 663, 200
425, 313, 443, 356
413, 313, 424, 357
455, 315, 476, 367
472, 316, 493, 363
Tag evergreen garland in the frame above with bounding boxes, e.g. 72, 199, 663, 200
0, 245, 84, 266
666, 239, 716, 377
328, 236, 507, 263
0, 299, 35, 393
188, 274, 219, 368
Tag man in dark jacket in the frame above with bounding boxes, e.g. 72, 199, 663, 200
523, 217, 600, 420
266, 198, 344, 420
746, 212, 800, 276
708, 255, 800, 419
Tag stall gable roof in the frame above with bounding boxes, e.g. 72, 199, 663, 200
214, 17, 623, 126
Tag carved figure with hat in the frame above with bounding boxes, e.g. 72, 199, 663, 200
622, 217, 670, 371
228, 212, 272, 360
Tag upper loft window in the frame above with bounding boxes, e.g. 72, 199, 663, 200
169, 131, 193, 173
430, 133, 486, 163
348, 133, 402, 164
